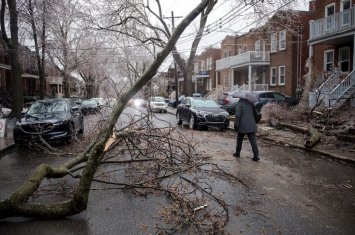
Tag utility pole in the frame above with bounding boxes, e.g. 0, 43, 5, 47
164, 11, 182, 107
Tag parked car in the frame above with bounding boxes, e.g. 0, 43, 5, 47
13, 98, 84, 145
129, 98, 147, 108
219, 90, 299, 114
81, 99, 100, 114
193, 93, 203, 97
90, 97, 105, 107
233, 91, 299, 112
69, 96, 83, 106
148, 96, 168, 113
168, 95, 185, 108
176, 97, 230, 131
218, 91, 240, 114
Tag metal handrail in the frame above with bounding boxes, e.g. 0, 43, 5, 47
326, 70, 355, 106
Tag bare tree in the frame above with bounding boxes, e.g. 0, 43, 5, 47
46, 0, 85, 97
18, 0, 48, 99
0, 0, 23, 118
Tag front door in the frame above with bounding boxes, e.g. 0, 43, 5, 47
339, 47, 350, 73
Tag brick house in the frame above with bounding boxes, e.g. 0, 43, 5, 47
216, 8, 314, 98
308, 0, 355, 108
192, 47, 221, 95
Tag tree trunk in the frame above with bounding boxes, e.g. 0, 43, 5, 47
6, 0, 23, 118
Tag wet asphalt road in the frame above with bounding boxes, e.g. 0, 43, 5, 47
0, 108, 354, 234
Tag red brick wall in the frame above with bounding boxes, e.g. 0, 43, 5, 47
195, 47, 221, 90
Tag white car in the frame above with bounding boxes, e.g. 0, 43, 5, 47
148, 97, 167, 113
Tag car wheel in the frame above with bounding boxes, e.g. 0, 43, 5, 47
189, 115, 196, 130
78, 118, 84, 134
176, 112, 182, 125
67, 123, 76, 142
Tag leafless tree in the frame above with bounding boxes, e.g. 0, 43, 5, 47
0, 0, 23, 118
45, 0, 86, 98
18, 0, 48, 99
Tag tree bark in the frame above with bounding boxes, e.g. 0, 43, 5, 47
5, 0, 24, 118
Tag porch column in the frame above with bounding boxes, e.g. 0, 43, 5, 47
248, 65, 252, 91
230, 68, 234, 88
194, 77, 197, 93
309, 44, 313, 81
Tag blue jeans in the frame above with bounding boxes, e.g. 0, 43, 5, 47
236, 132, 259, 157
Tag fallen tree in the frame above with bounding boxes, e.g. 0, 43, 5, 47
272, 121, 321, 148
0, 0, 214, 220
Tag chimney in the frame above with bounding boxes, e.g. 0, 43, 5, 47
309, 0, 316, 12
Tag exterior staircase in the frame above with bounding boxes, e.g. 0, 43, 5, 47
314, 70, 355, 109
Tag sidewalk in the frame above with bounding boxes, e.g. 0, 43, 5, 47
0, 118, 15, 155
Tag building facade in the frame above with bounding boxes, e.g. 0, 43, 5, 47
216, 8, 314, 98
308, 0, 355, 108
192, 47, 221, 95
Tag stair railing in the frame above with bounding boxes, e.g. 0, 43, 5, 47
325, 70, 355, 106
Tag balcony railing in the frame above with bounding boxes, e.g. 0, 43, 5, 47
310, 7, 355, 41
216, 51, 270, 71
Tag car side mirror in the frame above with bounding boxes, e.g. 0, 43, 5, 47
186, 104, 190, 108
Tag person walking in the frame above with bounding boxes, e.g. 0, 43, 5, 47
233, 95, 260, 161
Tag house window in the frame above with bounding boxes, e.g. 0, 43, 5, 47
324, 50, 334, 71
325, 4, 335, 31
255, 40, 261, 57
224, 76, 229, 87
339, 47, 350, 72
279, 66, 285, 85
341, 0, 351, 26
224, 50, 228, 58
270, 67, 277, 86
194, 62, 199, 74
207, 78, 212, 90
271, 33, 277, 52
243, 45, 247, 53
208, 57, 213, 70
238, 46, 243, 55
201, 60, 205, 72
279, 30, 286, 50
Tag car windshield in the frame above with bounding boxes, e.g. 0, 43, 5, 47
192, 99, 219, 108
82, 100, 97, 106
27, 100, 68, 114
152, 97, 164, 102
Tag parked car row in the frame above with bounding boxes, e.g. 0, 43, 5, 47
218, 91, 299, 114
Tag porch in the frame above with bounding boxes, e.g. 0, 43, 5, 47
216, 51, 270, 71
309, 6, 355, 43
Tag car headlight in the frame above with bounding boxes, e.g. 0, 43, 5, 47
53, 119, 69, 126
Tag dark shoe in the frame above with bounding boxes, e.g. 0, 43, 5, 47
252, 156, 260, 161
233, 153, 240, 158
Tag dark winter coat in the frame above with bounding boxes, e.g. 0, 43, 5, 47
234, 98, 258, 133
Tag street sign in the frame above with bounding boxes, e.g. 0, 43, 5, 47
0, 119, 6, 138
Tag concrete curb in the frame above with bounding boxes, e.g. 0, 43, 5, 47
0, 141, 15, 157
260, 136, 355, 165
